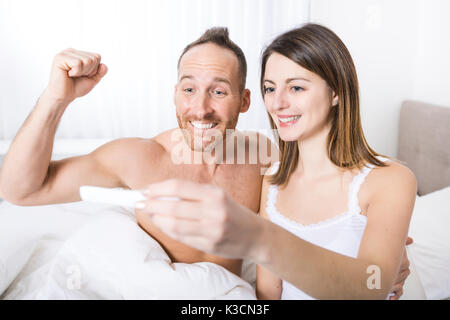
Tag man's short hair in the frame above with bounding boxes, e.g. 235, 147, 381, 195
177, 27, 247, 93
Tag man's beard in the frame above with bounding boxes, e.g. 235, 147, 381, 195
176, 113, 238, 153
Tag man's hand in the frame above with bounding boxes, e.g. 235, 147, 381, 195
42, 48, 108, 104
389, 236, 414, 300
0, 48, 110, 205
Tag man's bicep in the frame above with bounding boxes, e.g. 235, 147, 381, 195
19, 151, 123, 206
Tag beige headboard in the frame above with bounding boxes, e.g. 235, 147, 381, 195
397, 100, 450, 195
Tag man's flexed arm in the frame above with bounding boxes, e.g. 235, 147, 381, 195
0, 49, 109, 204
44, 48, 107, 103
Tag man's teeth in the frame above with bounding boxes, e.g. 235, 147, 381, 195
190, 121, 217, 129
279, 115, 301, 123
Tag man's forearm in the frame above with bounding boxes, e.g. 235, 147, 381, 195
0, 93, 68, 201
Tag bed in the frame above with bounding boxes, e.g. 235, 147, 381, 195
0, 142, 257, 299
0, 100, 449, 299
397, 100, 450, 300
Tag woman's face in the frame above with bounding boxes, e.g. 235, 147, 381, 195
263, 52, 338, 142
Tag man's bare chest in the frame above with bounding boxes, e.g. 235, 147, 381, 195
124, 161, 263, 213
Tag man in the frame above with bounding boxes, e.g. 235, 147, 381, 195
0, 28, 267, 277
0, 27, 410, 297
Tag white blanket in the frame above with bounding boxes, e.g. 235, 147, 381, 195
5, 188, 447, 300
0, 201, 255, 300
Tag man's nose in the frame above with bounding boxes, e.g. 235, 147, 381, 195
192, 92, 213, 119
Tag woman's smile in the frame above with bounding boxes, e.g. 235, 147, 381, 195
277, 114, 302, 127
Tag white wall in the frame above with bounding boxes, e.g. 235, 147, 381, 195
0, 0, 310, 142
412, 0, 450, 107
1, 0, 448, 157
310, 0, 450, 157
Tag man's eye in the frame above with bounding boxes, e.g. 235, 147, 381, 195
213, 90, 225, 96
264, 86, 275, 94
184, 88, 195, 94
291, 86, 303, 92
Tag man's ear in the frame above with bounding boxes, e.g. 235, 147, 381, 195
174, 84, 178, 105
240, 89, 251, 113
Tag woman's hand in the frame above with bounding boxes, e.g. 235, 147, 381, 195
136, 179, 265, 260
389, 237, 413, 300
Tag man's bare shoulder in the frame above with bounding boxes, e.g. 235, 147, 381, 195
152, 128, 183, 152
255, 131, 279, 167
90, 136, 170, 175
87, 135, 173, 188
235, 130, 279, 168
92, 137, 166, 159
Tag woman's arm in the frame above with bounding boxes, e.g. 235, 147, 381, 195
256, 176, 282, 300
140, 163, 416, 299
254, 162, 416, 299
256, 264, 282, 299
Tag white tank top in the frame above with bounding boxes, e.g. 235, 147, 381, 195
266, 158, 388, 299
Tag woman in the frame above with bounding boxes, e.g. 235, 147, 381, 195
255, 23, 416, 299
141, 23, 416, 299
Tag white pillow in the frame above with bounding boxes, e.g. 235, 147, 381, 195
406, 187, 450, 300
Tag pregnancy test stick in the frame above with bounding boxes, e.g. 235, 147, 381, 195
79, 186, 179, 207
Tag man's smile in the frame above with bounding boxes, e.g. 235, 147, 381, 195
189, 120, 219, 130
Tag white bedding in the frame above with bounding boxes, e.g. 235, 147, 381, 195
0, 201, 255, 300
403, 187, 450, 300
1, 187, 449, 300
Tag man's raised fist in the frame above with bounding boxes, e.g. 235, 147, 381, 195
43, 48, 108, 103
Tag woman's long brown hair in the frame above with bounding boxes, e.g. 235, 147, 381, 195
261, 23, 386, 186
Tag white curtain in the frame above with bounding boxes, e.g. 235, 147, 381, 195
0, 0, 310, 140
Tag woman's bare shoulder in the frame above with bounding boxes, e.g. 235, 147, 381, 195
371, 160, 416, 183
364, 159, 417, 200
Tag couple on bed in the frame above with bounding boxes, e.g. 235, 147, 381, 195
0, 23, 416, 300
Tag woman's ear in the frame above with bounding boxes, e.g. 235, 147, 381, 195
331, 91, 339, 107
240, 89, 251, 113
